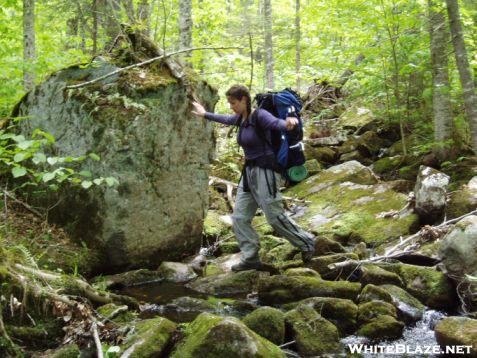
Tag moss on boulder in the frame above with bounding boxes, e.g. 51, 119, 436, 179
309, 253, 359, 279
242, 306, 286, 345
258, 274, 361, 305
157, 261, 197, 283
314, 236, 346, 256
357, 315, 404, 340
380, 284, 425, 324
97, 303, 136, 324
435, 316, 477, 355
283, 297, 358, 335
171, 312, 286, 358
357, 301, 397, 324
285, 305, 342, 356
359, 284, 393, 303
360, 264, 404, 287
284, 267, 321, 278
120, 316, 177, 357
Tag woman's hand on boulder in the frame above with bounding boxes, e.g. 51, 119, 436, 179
285, 116, 298, 130
192, 101, 206, 117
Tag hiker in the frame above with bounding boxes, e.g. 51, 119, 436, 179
192, 84, 315, 272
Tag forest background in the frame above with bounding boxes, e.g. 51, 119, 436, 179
0, 0, 476, 157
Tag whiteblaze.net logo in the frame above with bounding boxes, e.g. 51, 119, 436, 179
347, 344, 473, 355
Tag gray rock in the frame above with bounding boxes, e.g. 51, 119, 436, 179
14, 56, 218, 269
157, 261, 197, 283
435, 316, 477, 356
414, 166, 450, 223
439, 215, 477, 278
380, 284, 425, 324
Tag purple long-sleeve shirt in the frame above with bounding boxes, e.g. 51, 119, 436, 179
205, 109, 286, 160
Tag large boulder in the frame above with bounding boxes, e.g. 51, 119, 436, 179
435, 317, 477, 356
414, 166, 450, 223
446, 177, 477, 219
13, 37, 218, 269
171, 312, 286, 358
242, 306, 286, 345
380, 284, 425, 324
438, 215, 477, 278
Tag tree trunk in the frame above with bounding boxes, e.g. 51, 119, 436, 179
102, 0, 121, 50
429, 0, 453, 155
295, 0, 301, 92
138, 0, 151, 35
122, 0, 136, 23
446, 0, 477, 153
92, 0, 98, 54
178, 0, 192, 62
23, 0, 35, 92
263, 0, 274, 89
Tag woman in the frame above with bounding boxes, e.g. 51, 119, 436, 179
192, 84, 315, 272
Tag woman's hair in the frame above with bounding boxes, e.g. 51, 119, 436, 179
225, 84, 251, 116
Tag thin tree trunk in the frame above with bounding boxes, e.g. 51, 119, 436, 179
92, 0, 98, 54
446, 0, 477, 153
428, 0, 453, 156
23, 0, 35, 92
295, 0, 301, 92
138, 0, 151, 35
122, 0, 136, 23
102, 0, 121, 50
178, 0, 192, 63
263, 0, 274, 89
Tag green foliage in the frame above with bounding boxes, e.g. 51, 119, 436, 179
0, 122, 118, 192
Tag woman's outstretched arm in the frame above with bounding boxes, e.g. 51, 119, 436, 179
192, 101, 239, 126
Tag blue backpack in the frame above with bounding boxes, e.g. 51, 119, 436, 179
251, 88, 308, 182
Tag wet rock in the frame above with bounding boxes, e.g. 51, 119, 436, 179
356, 315, 404, 340
258, 275, 361, 305
242, 306, 286, 345
203, 211, 232, 238
435, 316, 477, 355
15, 54, 217, 269
309, 253, 359, 279
285, 305, 342, 356
167, 296, 216, 312
353, 242, 369, 259
120, 316, 177, 357
359, 284, 393, 303
357, 301, 397, 324
360, 264, 404, 287
414, 166, 450, 224
171, 312, 285, 358
284, 267, 321, 278
380, 284, 425, 324
386, 263, 456, 309
438, 215, 477, 278
187, 270, 268, 297
157, 261, 197, 283
314, 236, 346, 255
98, 269, 163, 289
446, 177, 477, 219
283, 297, 358, 335
261, 241, 300, 264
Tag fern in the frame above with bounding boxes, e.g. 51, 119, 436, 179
11, 245, 36, 267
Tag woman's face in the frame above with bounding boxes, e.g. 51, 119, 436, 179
227, 96, 247, 115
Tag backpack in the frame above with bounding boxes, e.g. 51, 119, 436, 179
251, 88, 308, 183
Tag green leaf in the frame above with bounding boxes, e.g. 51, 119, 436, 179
105, 177, 119, 186
17, 140, 34, 150
89, 153, 100, 161
42, 172, 56, 182
32, 153, 47, 164
81, 180, 93, 189
93, 178, 103, 185
47, 157, 58, 165
12, 167, 27, 178
79, 170, 92, 177
13, 152, 27, 162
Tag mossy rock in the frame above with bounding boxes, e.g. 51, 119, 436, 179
435, 316, 477, 355
261, 241, 300, 264
304, 159, 323, 176
98, 269, 163, 289
157, 261, 197, 283
340, 150, 373, 165
357, 301, 397, 324
372, 156, 404, 176
285, 305, 342, 356
203, 210, 231, 238
385, 263, 456, 309
359, 284, 393, 303
171, 312, 286, 358
336, 106, 376, 131
167, 296, 217, 312
380, 284, 425, 324
284, 267, 321, 278
6, 323, 62, 350
242, 306, 285, 345
208, 187, 229, 213
446, 184, 477, 220
47, 344, 81, 358
286, 164, 419, 246
355, 130, 384, 157
97, 303, 136, 324
356, 315, 404, 340
314, 236, 346, 256
218, 240, 240, 254
120, 316, 177, 357
305, 146, 337, 164
187, 270, 268, 297
360, 264, 403, 287
283, 297, 358, 335
258, 274, 361, 305
309, 252, 359, 279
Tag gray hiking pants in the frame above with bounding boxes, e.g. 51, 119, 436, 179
232, 166, 315, 264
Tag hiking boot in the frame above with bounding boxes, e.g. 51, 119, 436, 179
301, 249, 315, 264
231, 260, 262, 272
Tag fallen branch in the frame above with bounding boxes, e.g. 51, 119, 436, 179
92, 322, 104, 358
65, 46, 243, 90
2, 189, 43, 219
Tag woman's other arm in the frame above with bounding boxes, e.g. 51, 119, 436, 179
256, 109, 298, 131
